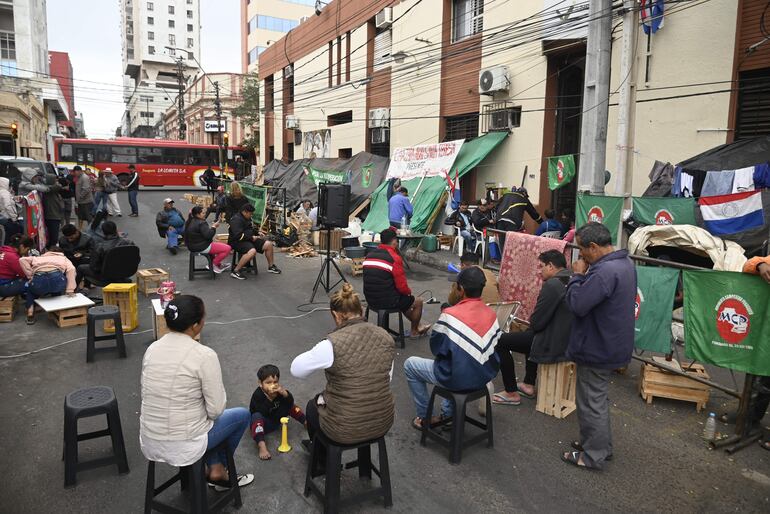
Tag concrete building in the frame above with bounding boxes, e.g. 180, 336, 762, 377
0, 0, 70, 159
161, 72, 248, 146
241, 0, 316, 74
258, 0, 770, 217
48, 50, 77, 137
120, 0, 202, 138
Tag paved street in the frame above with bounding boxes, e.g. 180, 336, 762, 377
1, 191, 769, 513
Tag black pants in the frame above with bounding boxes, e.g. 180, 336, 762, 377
751, 376, 770, 426
495, 219, 520, 252
45, 219, 61, 249
495, 331, 537, 392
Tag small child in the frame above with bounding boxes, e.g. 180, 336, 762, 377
249, 364, 306, 460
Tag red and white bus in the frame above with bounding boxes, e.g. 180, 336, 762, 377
53, 138, 254, 187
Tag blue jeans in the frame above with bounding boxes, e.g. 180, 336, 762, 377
0, 278, 26, 298
404, 356, 453, 419
92, 191, 108, 214
460, 229, 474, 249
206, 407, 249, 467
166, 227, 182, 248
25, 271, 66, 308
128, 190, 138, 215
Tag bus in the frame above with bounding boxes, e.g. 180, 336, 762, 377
53, 138, 255, 187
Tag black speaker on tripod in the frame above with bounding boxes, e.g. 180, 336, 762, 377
318, 183, 350, 229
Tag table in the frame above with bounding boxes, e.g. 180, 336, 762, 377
35, 294, 95, 328
151, 299, 200, 341
396, 233, 427, 270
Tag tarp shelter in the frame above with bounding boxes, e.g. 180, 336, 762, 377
262, 151, 389, 213
361, 131, 508, 234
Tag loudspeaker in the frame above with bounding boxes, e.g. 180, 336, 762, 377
318, 183, 350, 228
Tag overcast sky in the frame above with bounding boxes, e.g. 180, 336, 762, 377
47, 0, 241, 139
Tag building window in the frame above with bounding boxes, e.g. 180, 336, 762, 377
284, 65, 294, 104
187, 51, 194, 60
168, 48, 176, 56
268, 146, 275, 162
443, 113, 479, 141
169, 19, 175, 28
147, 16, 154, 25
0, 30, 17, 77
139, 111, 155, 118
735, 67, 770, 140
248, 46, 266, 64
168, 5, 174, 14
338, 148, 352, 158
265, 76, 274, 111
187, 24, 193, 31
286, 143, 294, 163
373, 29, 391, 72
255, 15, 299, 32
148, 45, 155, 54
187, 38, 193, 48
148, 31, 154, 40
452, 0, 484, 42
327, 111, 353, 126
146, 1, 153, 10
169, 34, 176, 46
128, 49, 135, 59
187, 10, 193, 18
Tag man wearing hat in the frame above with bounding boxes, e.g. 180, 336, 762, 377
403, 266, 501, 430
155, 198, 185, 254
103, 167, 122, 217
494, 187, 543, 249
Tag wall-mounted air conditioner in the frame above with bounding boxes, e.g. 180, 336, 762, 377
371, 127, 390, 144
283, 64, 294, 78
286, 115, 300, 130
368, 108, 390, 128
375, 8, 393, 29
479, 66, 510, 95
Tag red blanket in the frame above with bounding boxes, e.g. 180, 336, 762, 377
497, 231, 568, 322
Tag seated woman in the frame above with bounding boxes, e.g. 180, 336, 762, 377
19, 245, 76, 325
224, 183, 249, 223
291, 283, 396, 454
139, 295, 254, 490
0, 235, 33, 299
184, 206, 232, 274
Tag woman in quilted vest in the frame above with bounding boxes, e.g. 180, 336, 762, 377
291, 283, 396, 449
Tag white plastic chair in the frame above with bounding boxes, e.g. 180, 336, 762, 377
472, 226, 485, 262
450, 226, 464, 256
541, 230, 562, 239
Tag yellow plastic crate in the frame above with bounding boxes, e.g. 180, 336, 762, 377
103, 283, 139, 333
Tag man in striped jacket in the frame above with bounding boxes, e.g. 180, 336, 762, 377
363, 227, 430, 336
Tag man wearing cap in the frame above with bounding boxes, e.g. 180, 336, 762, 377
403, 266, 501, 430
155, 198, 185, 255
103, 168, 122, 217
495, 187, 542, 249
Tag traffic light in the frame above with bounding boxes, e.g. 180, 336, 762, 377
10, 122, 18, 139
223, 132, 229, 146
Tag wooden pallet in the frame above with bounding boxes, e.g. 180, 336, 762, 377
536, 361, 577, 419
349, 258, 364, 276
49, 307, 88, 328
639, 362, 710, 412
0, 296, 18, 323
136, 268, 170, 297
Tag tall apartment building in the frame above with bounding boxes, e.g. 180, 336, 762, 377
48, 51, 76, 137
241, 0, 316, 73
120, 0, 201, 138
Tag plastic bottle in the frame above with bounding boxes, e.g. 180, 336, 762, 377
400, 215, 407, 234
703, 412, 716, 441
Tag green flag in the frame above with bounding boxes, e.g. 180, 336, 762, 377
236, 182, 268, 225
632, 197, 696, 226
361, 163, 373, 188
576, 194, 624, 244
683, 270, 770, 375
634, 266, 678, 353
547, 154, 576, 190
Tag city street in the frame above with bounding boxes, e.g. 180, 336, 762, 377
0, 191, 769, 513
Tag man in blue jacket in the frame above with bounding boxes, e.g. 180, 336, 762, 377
403, 266, 501, 430
388, 187, 413, 228
562, 222, 636, 470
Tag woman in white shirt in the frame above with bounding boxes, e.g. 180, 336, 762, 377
139, 295, 254, 490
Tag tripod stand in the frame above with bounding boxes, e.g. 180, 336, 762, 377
309, 227, 347, 303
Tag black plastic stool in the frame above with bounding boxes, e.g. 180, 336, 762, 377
304, 432, 392, 513
364, 306, 405, 349
189, 251, 215, 280
63, 386, 129, 487
230, 249, 258, 275
86, 305, 126, 362
420, 385, 493, 464
145, 440, 242, 514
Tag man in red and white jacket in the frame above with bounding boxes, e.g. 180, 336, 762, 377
363, 227, 430, 336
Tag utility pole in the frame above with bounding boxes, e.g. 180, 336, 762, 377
175, 56, 186, 140
213, 80, 224, 172
577, 0, 613, 193
613, 0, 638, 197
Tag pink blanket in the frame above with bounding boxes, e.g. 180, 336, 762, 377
497, 231, 568, 322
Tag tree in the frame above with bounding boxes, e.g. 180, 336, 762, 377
233, 72, 260, 151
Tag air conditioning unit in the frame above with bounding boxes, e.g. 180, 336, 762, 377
283, 64, 294, 78
371, 127, 390, 144
286, 115, 300, 130
479, 66, 510, 95
489, 107, 522, 131
375, 8, 393, 29
368, 108, 390, 128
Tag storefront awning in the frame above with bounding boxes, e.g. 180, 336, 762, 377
453, 131, 508, 178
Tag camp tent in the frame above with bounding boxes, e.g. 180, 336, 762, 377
361, 131, 509, 234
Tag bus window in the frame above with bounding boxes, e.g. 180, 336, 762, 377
138, 147, 163, 164
208, 149, 218, 165
162, 147, 181, 164
96, 146, 111, 163
76, 147, 94, 165
60, 144, 73, 159
112, 146, 137, 163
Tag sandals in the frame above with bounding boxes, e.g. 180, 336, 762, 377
561, 451, 600, 471
517, 385, 536, 399
26, 315, 36, 325
492, 392, 521, 406
411, 324, 432, 338
208, 473, 255, 492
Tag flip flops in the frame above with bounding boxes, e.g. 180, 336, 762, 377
561, 451, 600, 471
208, 473, 255, 492
492, 392, 521, 406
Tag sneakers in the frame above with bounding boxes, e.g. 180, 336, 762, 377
267, 264, 282, 274
128, 213, 138, 217
212, 263, 231, 274
230, 270, 247, 280
168, 246, 178, 255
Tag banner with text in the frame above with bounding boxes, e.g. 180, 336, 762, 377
386, 140, 465, 181
303, 165, 346, 185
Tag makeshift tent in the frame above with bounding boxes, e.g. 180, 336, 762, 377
262, 152, 389, 214
677, 135, 770, 172
362, 131, 508, 234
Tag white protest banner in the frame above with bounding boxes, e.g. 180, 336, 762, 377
387, 139, 464, 181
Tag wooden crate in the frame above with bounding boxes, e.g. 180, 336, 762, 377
349, 257, 364, 276
437, 234, 454, 247
103, 283, 138, 333
136, 268, 170, 297
639, 363, 710, 412
536, 361, 577, 419
194, 195, 212, 208
319, 229, 349, 252
183, 193, 195, 202
49, 307, 88, 328
0, 296, 18, 323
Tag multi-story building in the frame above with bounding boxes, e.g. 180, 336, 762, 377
0, 0, 70, 159
48, 51, 77, 137
258, 0, 770, 217
120, 0, 201, 138
161, 72, 249, 146
241, 0, 316, 73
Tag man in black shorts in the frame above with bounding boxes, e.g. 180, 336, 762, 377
228, 203, 281, 279
363, 227, 430, 336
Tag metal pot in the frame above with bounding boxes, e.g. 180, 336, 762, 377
344, 246, 366, 259
341, 236, 360, 248
362, 241, 379, 255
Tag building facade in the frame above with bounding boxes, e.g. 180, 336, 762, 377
120, 0, 202, 138
258, 0, 770, 216
48, 50, 77, 137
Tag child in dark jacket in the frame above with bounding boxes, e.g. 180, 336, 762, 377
249, 364, 306, 460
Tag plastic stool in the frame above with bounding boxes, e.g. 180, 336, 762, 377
420, 385, 493, 464
189, 251, 215, 280
144, 440, 242, 514
63, 386, 129, 487
86, 305, 126, 362
365, 306, 405, 349
304, 432, 392, 513
230, 249, 258, 275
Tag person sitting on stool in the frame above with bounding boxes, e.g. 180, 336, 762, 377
59, 223, 94, 269
227, 203, 281, 280
155, 198, 185, 255
77, 220, 134, 289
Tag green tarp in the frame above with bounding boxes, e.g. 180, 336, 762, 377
362, 132, 508, 233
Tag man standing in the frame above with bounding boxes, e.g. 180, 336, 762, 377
73, 166, 94, 229
562, 223, 636, 470
155, 198, 185, 255
103, 168, 122, 217
228, 203, 281, 279
388, 187, 413, 228
124, 164, 140, 217
201, 165, 216, 195
403, 266, 500, 429
495, 187, 542, 233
